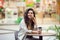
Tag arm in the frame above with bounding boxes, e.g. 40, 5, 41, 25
19, 19, 39, 34
32, 17, 37, 29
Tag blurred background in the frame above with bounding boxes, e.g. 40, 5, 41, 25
0, 0, 60, 25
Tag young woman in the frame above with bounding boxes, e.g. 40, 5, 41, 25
17, 8, 40, 40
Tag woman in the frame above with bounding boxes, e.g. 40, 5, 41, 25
17, 8, 39, 40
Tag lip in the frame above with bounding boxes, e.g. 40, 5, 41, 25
28, 16, 32, 19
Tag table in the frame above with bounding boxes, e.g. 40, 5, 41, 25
26, 32, 56, 40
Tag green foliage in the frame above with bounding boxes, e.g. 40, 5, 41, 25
26, 3, 34, 7
47, 25, 60, 40
36, 0, 41, 3
0, 8, 3, 12
15, 17, 22, 24
23, 0, 25, 2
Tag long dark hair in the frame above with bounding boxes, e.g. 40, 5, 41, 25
24, 8, 36, 30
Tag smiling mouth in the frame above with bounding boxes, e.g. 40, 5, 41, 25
28, 16, 32, 18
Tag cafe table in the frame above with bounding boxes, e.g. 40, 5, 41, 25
26, 32, 56, 40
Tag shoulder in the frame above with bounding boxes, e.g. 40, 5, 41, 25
19, 18, 26, 27
20, 18, 25, 24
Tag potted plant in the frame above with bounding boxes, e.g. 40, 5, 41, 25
47, 25, 60, 40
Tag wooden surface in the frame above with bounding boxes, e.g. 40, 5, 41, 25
26, 32, 56, 36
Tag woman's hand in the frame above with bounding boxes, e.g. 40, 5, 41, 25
31, 17, 36, 24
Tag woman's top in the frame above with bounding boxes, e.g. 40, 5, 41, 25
17, 18, 37, 40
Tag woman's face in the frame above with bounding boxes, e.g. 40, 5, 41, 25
28, 10, 34, 19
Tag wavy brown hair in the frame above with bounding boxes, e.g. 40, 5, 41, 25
24, 8, 36, 30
